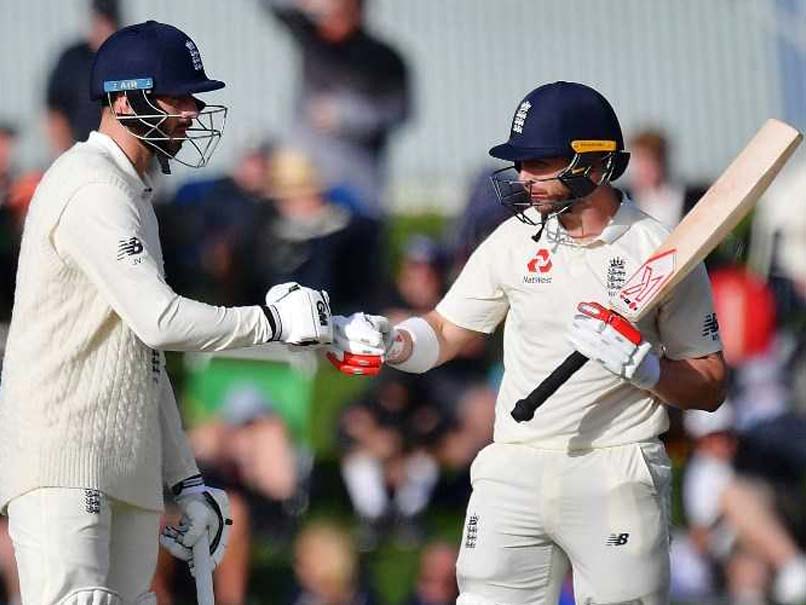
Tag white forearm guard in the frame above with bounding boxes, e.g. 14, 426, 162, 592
388, 317, 440, 374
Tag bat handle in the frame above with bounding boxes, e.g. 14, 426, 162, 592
193, 535, 215, 605
511, 351, 589, 422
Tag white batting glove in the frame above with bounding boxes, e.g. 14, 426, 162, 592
159, 476, 233, 575
265, 282, 332, 345
567, 301, 661, 390
326, 313, 393, 376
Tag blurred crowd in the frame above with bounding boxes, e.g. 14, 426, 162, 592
0, 1, 804, 604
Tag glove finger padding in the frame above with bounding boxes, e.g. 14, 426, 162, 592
264, 282, 297, 304
362, 314, 392, 342
326, 351, 383, 375
332, 313, 387, 355
327, 313, 389, 376
567, 302, 659, 387
177, 499, 215, 549
163, 488, 232, 572
159, 525, 192, 561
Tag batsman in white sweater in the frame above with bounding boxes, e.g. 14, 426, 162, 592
0, 21, 332, 605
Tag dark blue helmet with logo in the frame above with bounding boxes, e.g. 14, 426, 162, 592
90, 20, 224, 100
90, 21, 227, 173
488, 81, 630, 227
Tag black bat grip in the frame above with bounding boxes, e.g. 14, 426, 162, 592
511, 351, 589, 422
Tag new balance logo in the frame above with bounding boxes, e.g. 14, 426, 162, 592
701, 313, 720, 340
465, 513, 479, 549
117, 237, 144, 260
606, 532, 630, 546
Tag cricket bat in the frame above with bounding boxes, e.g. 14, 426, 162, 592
193, 535, 215, 605
511, 118, 802, 423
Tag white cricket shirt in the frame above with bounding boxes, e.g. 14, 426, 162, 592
437, 198, 723, 450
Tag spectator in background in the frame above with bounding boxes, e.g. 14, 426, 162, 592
290, 521, 376, 605
247, 147, 381, 313
0, 124, 21, 321
154, 386, 304, 604
449, 166, 511, 272
337, 236, 497, 548
196, 387, 302, 603
0, 124, 16, 204
45, 0, 120, 154
627, 128, 703, 229
159, 141, 274, 306
0, 125, 24, 601
339, 373, 448, 550
0, 156, 41, 326
709, 265, 806, 485
748, 156, 806, 325
378, 235, 497, 473
0, 518, 19, 605
407, 541, 458, 605
746, 159, 806, 480
682, 405, 806, 605
380, 235, 448, 324
262, 0, 411, 215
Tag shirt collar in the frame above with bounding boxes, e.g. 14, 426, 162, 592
541, 191, 636, 247
595, 193, 637, 244
87, 131, 155, 197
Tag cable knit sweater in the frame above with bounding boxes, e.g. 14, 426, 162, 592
0, 132, 273, 511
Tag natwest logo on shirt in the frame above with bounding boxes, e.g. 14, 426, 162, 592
524, 249, 553, 284
527, 249, 552, 273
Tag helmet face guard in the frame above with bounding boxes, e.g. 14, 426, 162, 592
490, 147, 628, 225
107, 84, 227, 173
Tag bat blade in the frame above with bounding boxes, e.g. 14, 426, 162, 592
511, 118, 802, 423
614, 118, 803, 322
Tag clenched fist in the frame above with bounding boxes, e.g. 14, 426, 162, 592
265, 282, 332, 345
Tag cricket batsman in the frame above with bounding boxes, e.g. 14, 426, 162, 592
0, 21, 331, 605
328, 81, 728, 604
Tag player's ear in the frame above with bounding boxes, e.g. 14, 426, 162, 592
586, 153, 611, 183
109, 92, 133, 116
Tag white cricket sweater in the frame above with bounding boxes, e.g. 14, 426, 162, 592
0, 132, 273, 511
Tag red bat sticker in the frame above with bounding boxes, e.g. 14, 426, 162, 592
616, 249, 676, 315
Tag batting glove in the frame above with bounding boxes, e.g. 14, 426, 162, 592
567, 301, 661, 390
265, 282, 332, 345
327, 313, 392, 376
159, 475, 233, 575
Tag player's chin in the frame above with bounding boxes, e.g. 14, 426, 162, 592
165, 139, 184, 156
531, 199, 563, 214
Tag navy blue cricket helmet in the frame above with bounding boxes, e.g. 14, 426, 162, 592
90, 20, 224, 100
489, 81, 630, 226
90, 21, 227, 173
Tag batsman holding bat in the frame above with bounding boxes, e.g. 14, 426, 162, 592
0, 21, 332, 605
329, 81, 729, 604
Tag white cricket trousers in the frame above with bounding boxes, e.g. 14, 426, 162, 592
456, 441, 672, 605
7, 488, 161, 605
